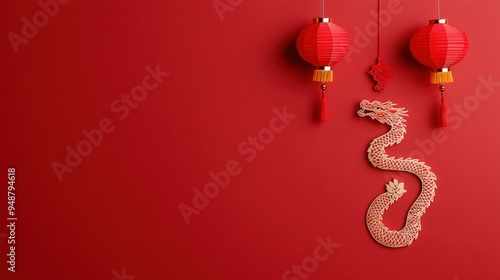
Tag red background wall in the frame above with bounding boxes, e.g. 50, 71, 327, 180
2, 0, 500, 279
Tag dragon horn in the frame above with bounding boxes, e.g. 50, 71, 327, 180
381, 101, 394, 107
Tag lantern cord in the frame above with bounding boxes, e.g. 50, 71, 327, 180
322, 0, 325, 18
437, 0, 441, 19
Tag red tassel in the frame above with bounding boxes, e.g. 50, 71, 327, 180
320, 92, 328, 121
440, 92, 447, 127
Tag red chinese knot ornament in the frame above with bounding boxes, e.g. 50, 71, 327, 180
296, 18, 350, 121
368, 60, 394, 93
410, 19, 469, 127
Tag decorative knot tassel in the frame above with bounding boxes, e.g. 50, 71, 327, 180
440, 98, 447, 127
320, 90, 328, 121
439, 85, 447, 127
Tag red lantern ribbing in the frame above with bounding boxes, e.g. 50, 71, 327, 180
410, 19, 469, 127
296, 18, 350, 121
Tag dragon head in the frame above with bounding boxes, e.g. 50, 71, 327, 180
357, 100, 408, 125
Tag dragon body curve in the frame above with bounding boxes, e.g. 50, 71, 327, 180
357, 100, 437, 248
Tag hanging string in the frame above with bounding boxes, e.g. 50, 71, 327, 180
437, 0, 441, 19
322, 0, 325, 18
377, 0, 381, 60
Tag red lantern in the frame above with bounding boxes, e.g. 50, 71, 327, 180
410, 19, 469, 127
296, 18, 350, 121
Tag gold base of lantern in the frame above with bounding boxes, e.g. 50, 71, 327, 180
313, 66, 334, 82
430, 68, 453, 84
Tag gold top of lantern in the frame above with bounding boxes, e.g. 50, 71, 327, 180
429, 19, 447, 24
314, 18, 331, 23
